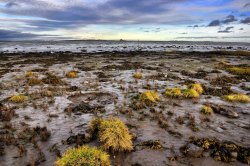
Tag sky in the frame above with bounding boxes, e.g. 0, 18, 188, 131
0, 0, 250, 42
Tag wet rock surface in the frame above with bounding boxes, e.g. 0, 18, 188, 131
0, 51, 249, 166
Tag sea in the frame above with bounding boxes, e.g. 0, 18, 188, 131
0, 40, 250, 53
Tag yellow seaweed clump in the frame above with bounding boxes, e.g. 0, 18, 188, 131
66, 71, 78, 78
25, 71, 34, 77
42, 73, 63, 85
133, 72, 142, 79
201, 105, 213, 115
165, 84, 202, 99
227, 67, 250, 76
140, 90, 160, 103
55, 146, 110, 166
224, 94, 250, 103
9, 95, 28, 103
182, 89, 200, 98
99, 118, 133, 152
165, 88, 182, 98
188, 84, 203, 94
28, 77, 42, 86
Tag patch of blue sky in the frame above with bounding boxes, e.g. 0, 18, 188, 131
183, 0, 233, 7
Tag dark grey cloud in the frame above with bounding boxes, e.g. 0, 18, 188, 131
5, 2, 19, 8
239, 28, 244, 30
223, 15, 237, 24
208, 15, 238, 27
218, 26, 234, 33
0, 29, 38, 40
0, 0, 195, 29
243, 3, 250, 8
241, 17, 250, 24
0, 29, 61, 41
208, 20, 220, 26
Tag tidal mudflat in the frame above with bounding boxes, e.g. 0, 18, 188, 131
0, 51, 250, 166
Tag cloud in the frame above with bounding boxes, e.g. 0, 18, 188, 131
218, 26, 234, 33
0, 29, 37, 40
0, 0, 189, 29
5, 2, 19, 8
208, 14, 238, 27
222, 15, 237, 24
243, 3, 250, 8
0, 29, 61, 41
241, 17, 250, 24
0, 0, 249, 41
176, 36, 250, 39
208, 20, 220, 26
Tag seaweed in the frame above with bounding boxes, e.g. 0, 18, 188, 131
55, 146, 110, 166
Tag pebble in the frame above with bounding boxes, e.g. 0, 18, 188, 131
215, 127, 224, 133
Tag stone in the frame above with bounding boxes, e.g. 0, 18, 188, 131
215, 127, 224, 133
186, 144, 203, 157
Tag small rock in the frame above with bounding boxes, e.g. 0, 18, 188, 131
186, 144, 203, 157
215, 127, 224, 133
203, 152, 210, 157
231, 152, 238, 161
242, 110, 249, 114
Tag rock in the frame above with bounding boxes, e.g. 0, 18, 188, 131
242, 110, 249, 114
203, 152, 210, 157
231, 152, 238, 161
215, 127, 224, 133
210, 104, 239, 118
186, 144, 203, 157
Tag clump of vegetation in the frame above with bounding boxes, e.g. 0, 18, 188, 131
133, 72, 142, 79
224, 94, 250, 103
42, 73, 63, 85
227, 67, 250, 76
9, 95, 28, 103
210, 76, 240, 86
99, 118, 133, 152
140, 90, 160, 103
185, 136, 250, 164
28, 77, 42, 86
87, 118, 133, 152
139, 140, 163, 150
66, 71, 78, 78
165, 84, 202, 99
165, 88, 182, 98
55, 146, 110, 166
0, 103, 14, 121
188, 84, 203, 94
182, 89, 200, 98
25, 71, 35, 77
201, 105, 213, 115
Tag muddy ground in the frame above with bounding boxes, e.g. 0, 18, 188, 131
0, 51, 250, 166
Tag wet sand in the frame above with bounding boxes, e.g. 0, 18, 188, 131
0, 51, 250, 166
